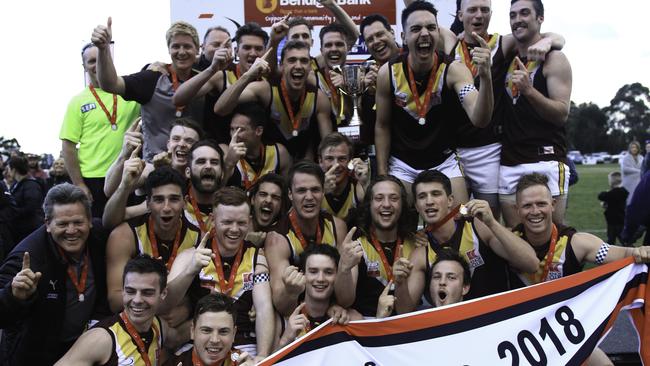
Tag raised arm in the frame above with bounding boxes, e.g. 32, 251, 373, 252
318, 0, 360, 48
511, 52, 572, 126
253, 254, 275, 359
447, 33, 493, 128
265, 232, 304, 316
54, 328, 112, 366
105, 223, 136, 312
316, 89, 334, 139
104, 119, 143, 196
334, 227, 362, 308
571, 232, 650, 265
102, 146, 145, 229
466, 200, 539, 273
374, 63, 392, 175
91, 17, 126, 95
172, 47, 232, 106
213, 56, 271, 116
394, 246, 424, 314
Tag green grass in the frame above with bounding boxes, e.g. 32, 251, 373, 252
566, 163, 619, 241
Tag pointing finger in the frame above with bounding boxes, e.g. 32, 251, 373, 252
326, 162, 339, 176
198, 232, 211, 249
282, 11, 292, 23
381, 280, 393, 296
22, 252, 30, 270
130, 144, 142, 159
231, 128, 241, 144
107, 16, 112, 31
128, 117, 142, 132
515, 56, 527, 71
292, 302, 306, 316
344, 226, 357, 244
260, 47, 273, 61
471, 32, 489, 49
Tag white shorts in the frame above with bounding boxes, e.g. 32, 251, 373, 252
458, 142, 501, 194
389, 154, 463, 184
498, 161, 570, 196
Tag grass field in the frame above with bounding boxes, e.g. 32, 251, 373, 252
566, 163, 622, 241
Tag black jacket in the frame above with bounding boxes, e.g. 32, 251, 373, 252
0, 220, 110, 366
9, 178, 44, 245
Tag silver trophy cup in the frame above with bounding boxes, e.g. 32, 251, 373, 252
337, 64, 364, 141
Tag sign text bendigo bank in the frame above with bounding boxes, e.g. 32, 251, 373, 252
244, 0, 396, 27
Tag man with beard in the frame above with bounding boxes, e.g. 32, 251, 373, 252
164, 187, 274, 360
103, 166, 200, 339
60, 43, 141, 218
221, 102, 292, 190
184, 140, 225, 235
265, 161, 347, 315
92, 19, 207, 162
0, 184, 110, 365
103, 118, 204, 198
214, 40, 332, 159
56, 255, 185, 365
333, 175, 416, 317
163, 293, 255, 366
446, 0, 565, 220
249, 173, 289, 234
318, 132, 369, 222
375, 1, 493, 205
277, 244, 362, 348
499, 0, 573, 227
174, 23, 272, 143
393, 170, 538, 313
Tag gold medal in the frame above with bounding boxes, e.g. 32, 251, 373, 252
175, 110, 182, 117
111, 124, 118, 131
418, 117, 426, 125
79, 294, 85, 302
292, 129, 298, 137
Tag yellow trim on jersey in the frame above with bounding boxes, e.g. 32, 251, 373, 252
321, 182, 359, 220
558, 161, 566, 195
107, 316, 162, 365
359, 235, 416, 287
285, 215, 337, 264
225, 68, 238, 89
198, 243, 257, 300
515, 230, 571, 285
270, 86, 316, 139
131, 215, 201, 264
391, 59, 446, 121
426, 220, 484, 274
184, 202, 210, 232
236, 144, 280, 184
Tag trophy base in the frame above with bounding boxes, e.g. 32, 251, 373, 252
338, 125, 361, 142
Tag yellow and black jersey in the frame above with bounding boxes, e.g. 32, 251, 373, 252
93, 314, 162, 366
226, 144, 281, 190
264, 78, 318, 158
194, 240, 260, 346
424, 218, 509, 300
128, 213, 201, 268
321, 180, 360, 221
510, 224, 581, 288
284, 211, 338, 266
354, 234, 417, 317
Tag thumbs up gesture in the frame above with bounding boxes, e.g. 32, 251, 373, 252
91, 17, 113, 50
11, 252, 42, 301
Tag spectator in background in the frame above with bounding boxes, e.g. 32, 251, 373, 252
620, 141, 644, 205
621, 171, 650, 246
0, 159, 11, 193
598, 172, 628, 244
7, 154, 44, 248
642, 139, 650, 176
26, 154, 48, 186
46, 158, 72, 191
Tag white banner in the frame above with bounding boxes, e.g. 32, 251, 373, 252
260, 258, 650, 365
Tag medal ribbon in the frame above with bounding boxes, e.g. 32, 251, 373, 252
88, 84, 117, 129
456, 34, 498, 77
167, 64, 189, 117
280, 79, 307, 136
240, 145, 266, 191
188, 185, 209, 234
147, 215, 182, 271
289, 209, 322, 249
119, 311, 159, 366
369, 230, 403, 282
425, 204, 461, 233
56, 246, 89, 301
322, 69, 344, 122
406, 53, 440, 123
507, 56, 538, 100
210, 236, 244, 295
536, 224, 559, 283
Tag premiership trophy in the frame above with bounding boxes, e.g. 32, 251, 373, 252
337, 64, 364, 142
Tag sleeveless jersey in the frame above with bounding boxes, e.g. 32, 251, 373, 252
321, 180, 359, 221
501, 52, 568, 165
265, 78, 318, 159
284, 211, 338, 266
94, 314, 162, 366
314, 62, 350, 127
196, 240, 260, 346
510, 224, 581, 288
128, 213, 201, 266
388, 52, 456, 169
450, 34, 506, 148
354, 234, 417, 317
226, 144, 281, 190
184, 194, 212, 235
424, 218, 509, 300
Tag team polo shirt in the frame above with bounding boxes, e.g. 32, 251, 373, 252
59, 87, 140, 177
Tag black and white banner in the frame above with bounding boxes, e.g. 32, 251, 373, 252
260, 258, 650, 365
